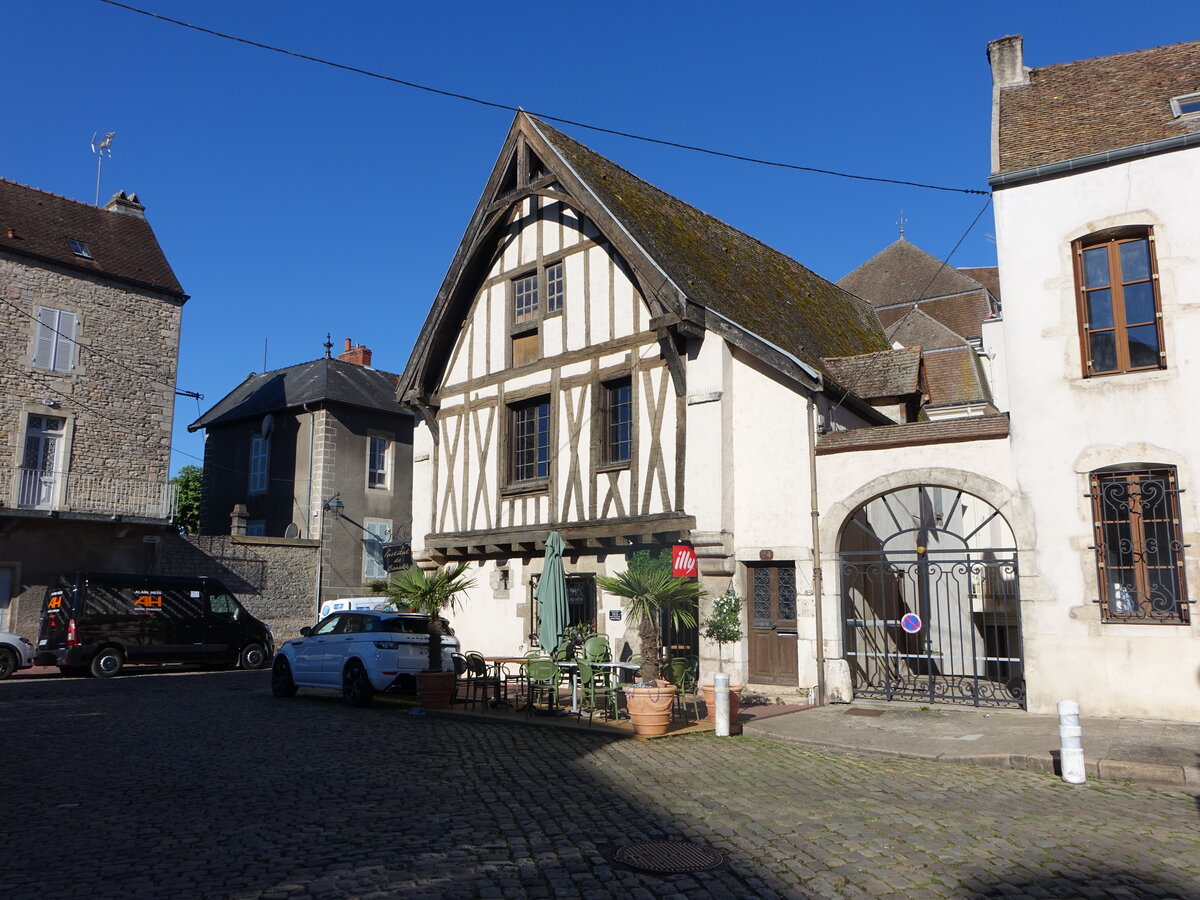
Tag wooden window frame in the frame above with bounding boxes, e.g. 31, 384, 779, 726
1090, 466, 1190, 625
1072, 227, 1165, 377
506, 200, 566, 368
507, 396, 551, 487
601, 377, 633, 467
33, 306, 78, 374
367, 435, 389, 490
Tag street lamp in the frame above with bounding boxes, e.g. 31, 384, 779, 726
323, 492, 344, 519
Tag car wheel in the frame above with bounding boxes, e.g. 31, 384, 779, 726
239, 643, 267, 670
90, 647, 123, 678
271, 656, 298, 698
342, 660, 374, 707
0, 648, 16, 680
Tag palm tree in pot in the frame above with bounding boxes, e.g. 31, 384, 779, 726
372, 562, 474, 707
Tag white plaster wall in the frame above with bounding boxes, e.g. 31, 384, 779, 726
994, 149, 1200, 719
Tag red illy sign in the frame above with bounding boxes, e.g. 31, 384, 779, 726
672, 544, 697, 577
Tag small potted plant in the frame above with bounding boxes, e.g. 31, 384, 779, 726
372, 562, 474, 709
597, 555, 702, 736
701, 588, 745, 721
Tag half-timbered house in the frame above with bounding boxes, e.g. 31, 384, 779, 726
400, 112, 892, 693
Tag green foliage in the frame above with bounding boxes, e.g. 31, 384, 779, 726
371, 562, 474, 672
171, 465, 202, 534
702, 589, 744, 672
595, 564, 702, 682
626, 547, 672, 578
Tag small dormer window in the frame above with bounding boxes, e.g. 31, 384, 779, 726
1169, 92, 1200, 119
68, 239, 92, 259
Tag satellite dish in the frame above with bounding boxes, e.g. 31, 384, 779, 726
284, 522, 300, 539
260, 414, 275, 438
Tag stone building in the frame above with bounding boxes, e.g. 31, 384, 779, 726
190, 339, 413, 615
0, 181, 186, 636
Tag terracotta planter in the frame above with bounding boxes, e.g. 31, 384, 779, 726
702, 683, 743, 722
416, 670, 456, 709
623, 683, 677, 736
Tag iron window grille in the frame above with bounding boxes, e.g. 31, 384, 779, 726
1089, 467, 1190, 624
1073, 228, 1165, 377
510, 398, 550, 483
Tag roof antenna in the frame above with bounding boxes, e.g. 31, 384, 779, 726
323, 333, 333, 358
897, 209, 907, 239
91, 131, 115, 205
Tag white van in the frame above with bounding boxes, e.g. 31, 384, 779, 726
317, 596, 389, 622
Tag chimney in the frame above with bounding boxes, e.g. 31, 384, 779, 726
988, 35, 1029, 89
338, 338, 373, 367
103, 190, 146, 219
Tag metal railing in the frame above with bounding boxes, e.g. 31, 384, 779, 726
2, 467, 175, 520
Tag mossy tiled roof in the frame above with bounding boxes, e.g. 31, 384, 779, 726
534, 119, 889, 371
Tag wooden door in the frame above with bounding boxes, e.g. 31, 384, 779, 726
746, 563, 799, 685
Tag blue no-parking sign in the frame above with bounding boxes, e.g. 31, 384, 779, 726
900, 613, 922, 634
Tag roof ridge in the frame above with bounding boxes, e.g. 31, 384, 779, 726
0, 176, 105, 211
1030, 38, 1200, 74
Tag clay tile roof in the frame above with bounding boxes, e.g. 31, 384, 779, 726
922, 347, 993, 408
886, 306, 970, 350
534, 119, 889, 370
996, 39, 1200, 175
189, 357, 408, 431
959, 266, 1001, 302
816, 413, 1009, 455
0, 179, 185, 298
822, 347, 923, 400
838, 239, 983, 308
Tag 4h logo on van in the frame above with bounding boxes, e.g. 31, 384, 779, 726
47, 593, 65, 612
133, 591, 164, 615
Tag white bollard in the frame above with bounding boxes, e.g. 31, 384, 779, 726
1058, 699, 1086, 785
714, 672, 731, 737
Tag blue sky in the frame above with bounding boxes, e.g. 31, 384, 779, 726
4, 1, 1196, 474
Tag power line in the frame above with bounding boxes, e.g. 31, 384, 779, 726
98, 0, 989, 197
916, 196, 995, 301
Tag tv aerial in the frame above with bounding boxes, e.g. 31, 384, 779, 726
91, 131, 115, 205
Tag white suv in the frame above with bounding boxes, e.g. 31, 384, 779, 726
270, 610, 460, 706
0, 630, 36, 679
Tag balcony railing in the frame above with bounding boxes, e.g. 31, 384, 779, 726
1, 467, 175, 521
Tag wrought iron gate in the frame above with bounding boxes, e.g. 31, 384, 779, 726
839, 485, 1025, 709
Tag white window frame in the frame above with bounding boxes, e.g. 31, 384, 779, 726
367, 435, 390, 490
33, 307, 78, 374
1169, 91, 1200, 119
363, 519, 392, 581
248, 435, 269, 495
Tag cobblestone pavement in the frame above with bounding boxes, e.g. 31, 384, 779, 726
2, 670, 1197, 899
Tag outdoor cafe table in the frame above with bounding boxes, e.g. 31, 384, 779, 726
482, 658, 639, 714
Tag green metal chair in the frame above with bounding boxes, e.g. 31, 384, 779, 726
665, 656, 701, 722
576, 658, 619, 725
582, 634, 611, 662
525, 659, 561, 716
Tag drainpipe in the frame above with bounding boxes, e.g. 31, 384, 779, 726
807, 395, 826, 707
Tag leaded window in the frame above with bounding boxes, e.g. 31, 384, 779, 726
546, 262, 564, 312
513, 273, 539, 324
510, 398, 550, 484
1090, 466, 1189, 624
1074, 229, 1165, 376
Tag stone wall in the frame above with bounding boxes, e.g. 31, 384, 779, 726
154, 533, 319, 643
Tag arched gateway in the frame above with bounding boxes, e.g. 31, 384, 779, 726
839, 484, 1025, 708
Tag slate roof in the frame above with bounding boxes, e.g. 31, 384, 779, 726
822, 348, 923, 400
0, 180, 185, 299
530, 119, 890, 371
995, 39, 1200, 175
189, 357, 407, 431
840, 240, 995, 341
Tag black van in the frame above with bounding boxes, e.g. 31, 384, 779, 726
36, 573, 274, 678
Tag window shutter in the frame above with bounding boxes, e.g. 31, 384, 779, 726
34, 307, 56, 369
55, 311, 77, 372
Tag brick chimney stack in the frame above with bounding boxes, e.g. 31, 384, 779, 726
338, 338, 373, 367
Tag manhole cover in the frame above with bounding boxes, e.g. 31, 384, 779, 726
613, 841, 725, 874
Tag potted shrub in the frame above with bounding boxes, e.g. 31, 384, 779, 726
596, 561, 703, 736
701, 588, 745, 721
372, 562, 474, 709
